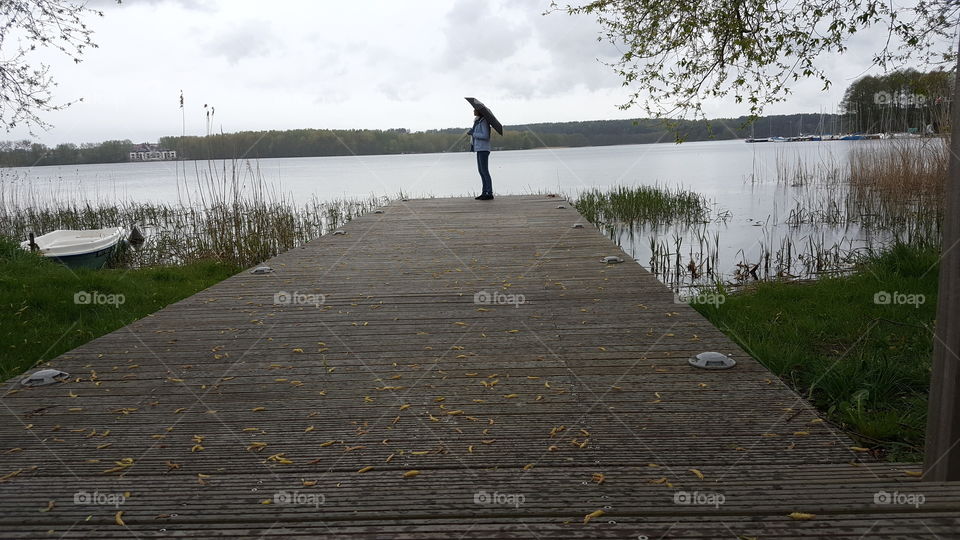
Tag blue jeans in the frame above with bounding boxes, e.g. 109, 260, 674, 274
476, 151, 492, 195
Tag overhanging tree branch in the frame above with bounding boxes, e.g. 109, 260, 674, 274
0, 0, 120, 133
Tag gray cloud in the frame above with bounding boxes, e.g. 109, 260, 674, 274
440, 1, 531, 68
203, 21, 275, 65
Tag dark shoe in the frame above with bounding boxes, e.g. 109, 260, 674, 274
475, 195, 485, 200
478, 194, 494, 200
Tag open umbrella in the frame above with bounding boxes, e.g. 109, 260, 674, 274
465, 97, 503, 135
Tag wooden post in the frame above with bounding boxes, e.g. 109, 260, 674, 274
924, 35, 960, 481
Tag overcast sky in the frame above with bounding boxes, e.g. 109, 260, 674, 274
4, 0, 943, 145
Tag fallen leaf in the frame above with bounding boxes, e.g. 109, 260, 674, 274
788, 512, 816, 520
583, 509, 604, 524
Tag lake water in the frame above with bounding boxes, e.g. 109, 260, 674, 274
3, 139, 897, 288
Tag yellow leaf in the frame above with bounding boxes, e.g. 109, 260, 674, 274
850, 446, 870, 452
358, 466, 374, 473
304, 426, 315, 433
403, 470, 421, 478
788, 512, 816, 520
503, 394, 519, 399
904, 470, 923, 477
592, 473, 605, 484
583, 509, 604, 524
302, 480, 317, 487
246, 442, 268, 452
252, 406, 266, 412
292, 348, 304, 353
261, 499, 272, 504
399, 404, 411, 410
523, 463, 534, 470
114, 511, 125, 526
689, 468, 704, 480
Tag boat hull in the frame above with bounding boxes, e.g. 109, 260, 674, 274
48, 245, 120, 270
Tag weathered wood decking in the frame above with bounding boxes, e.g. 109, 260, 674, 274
1, 195, 958, 538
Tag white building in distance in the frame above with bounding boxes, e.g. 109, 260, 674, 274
129, 143, 176, 161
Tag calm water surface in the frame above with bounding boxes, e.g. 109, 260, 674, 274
6, 139, 885, 286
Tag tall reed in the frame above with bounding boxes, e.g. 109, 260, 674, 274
0, 161, 388, 268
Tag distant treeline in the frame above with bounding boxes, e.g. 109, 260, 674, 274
1, 113, 855, 168
0, 139, 134, 168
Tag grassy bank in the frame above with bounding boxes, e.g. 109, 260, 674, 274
0, 237, 240, 380
691, 242, 939, 461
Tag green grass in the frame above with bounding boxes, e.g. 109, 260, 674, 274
573, 185, 710, 225
0, 237, 240, 381
691, 242, 939, 461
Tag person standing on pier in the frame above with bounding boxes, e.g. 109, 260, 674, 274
469, 109, 494, 200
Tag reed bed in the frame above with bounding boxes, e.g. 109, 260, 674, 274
577, 138, 945, 291
847, 138, 946, 247
573, 184, 711, 225
0, 160, 388, 268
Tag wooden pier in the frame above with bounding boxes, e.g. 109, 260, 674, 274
1, 196, 958, 538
